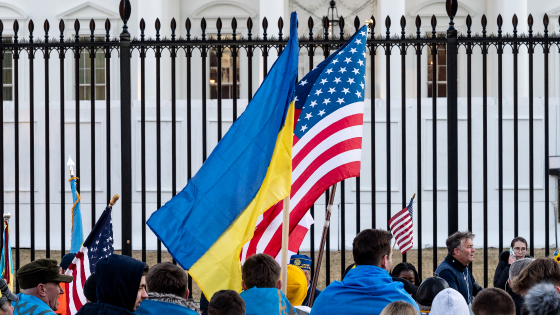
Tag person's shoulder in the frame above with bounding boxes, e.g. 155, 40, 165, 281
136, 300, 197, 315
499, 250, 510, 261
76, 302, 135, 315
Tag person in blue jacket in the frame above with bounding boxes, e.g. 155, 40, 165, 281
14, 259, 73, 315
435, 231, 483, 308
310, 229, 420, 315
135, 262, 197, 315
76, 255, 148, 315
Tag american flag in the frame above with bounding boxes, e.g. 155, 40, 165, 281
388, 198, 414, 254
65, 206, 114, 314
241, 25, 368, 264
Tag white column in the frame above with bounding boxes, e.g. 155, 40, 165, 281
377, 0, 405, 101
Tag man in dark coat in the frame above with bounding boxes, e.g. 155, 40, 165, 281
289, 255, 321, 307
76, 255, 148, 315
435, 231, 483, 308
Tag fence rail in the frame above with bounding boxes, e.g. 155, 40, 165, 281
1, 0, 558, 293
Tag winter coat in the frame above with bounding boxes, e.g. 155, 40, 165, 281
309, 265, 420, 315
435, 255, 483, 306
301, 283, 321, 307
13, 293, 56, 315
493, 251, 532, 290
240, 287, 297, 315
77, 255, 146, 315
135, 292, 197, 315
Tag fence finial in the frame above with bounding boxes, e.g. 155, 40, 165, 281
59, 20, 64, 42
446, 0, 458, 30
308, 17, 314, 39
339, 16, 344, 40
119, 0, 131, 35
431, 15, 436, 38
354, 16, 360, 32
201, 17, 206, 40
139, 18, 145, 40
528, 14, 533, 36
322, 16, 329, 40
232, 17, 237, 40
89, 19, 95, 41
262, 17, 268, 40
28, 19, 34, 43
415, 15, 421, 38
155, 18, 161, 41
185, 18, 191, 40
105, 19, 111, 41
216, 17, 222, 40
385, 16, 390, 39
44, 19, 49, 42
171, 18, 177, 40
400, 15, 406, 39
247, 17, 253, 40
370, 15, 375, 39
278, 17, 283, 41
74, 19, 79, 42
13, 19, 19, 44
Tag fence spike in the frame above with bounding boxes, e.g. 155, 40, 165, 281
308, 16, 313, 39
155, 18, 161, 41
262, 17, 268, 40
354, 16, 360, 32
185, 18, 191, 40
370, 15, 375, 39
13, 20, 18, 42
543, 13, 549, 27
201, 17, 206, 40
247, 17, 253, 40
400, 15, 406, 38
431, 15, 436, 37
416, 15, 421, 38
171, 18, 177, 40
29, 19, 34, 33
323, 16, 329, 40
139, 18, 145, 40
512, 14, 518, 27
481, 14, 487, 37
278, 17, 283, 40
119, 0, 131, 23
497, 14, 502, 31
528, 14, 533, 27
59, 20, 64, 41
339, 16, 344, 40
385, 16, 391, 38
446, 0, 458, 20
216, 17, 222, 40
105, 18, 111, 40
74, 19, 79, 41
89, 19, 95, 41
43, 19, 49, 41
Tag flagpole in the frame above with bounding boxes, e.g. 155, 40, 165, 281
308, 183, 337, 308
281, 196, 290, 295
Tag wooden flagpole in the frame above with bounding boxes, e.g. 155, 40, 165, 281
308, 183, 338, 308
280, 196, 290, 294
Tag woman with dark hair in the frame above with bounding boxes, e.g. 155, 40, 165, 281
494, 237, 532, 290
391, 262, 421, 287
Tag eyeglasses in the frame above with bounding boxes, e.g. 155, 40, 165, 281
514, 247, 527, 252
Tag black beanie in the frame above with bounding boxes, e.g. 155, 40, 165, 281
60, 253, 77, 271
83, 273, 98, 303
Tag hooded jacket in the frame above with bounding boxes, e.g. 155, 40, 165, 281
435, 255, 482, 305
76, 255, 146, 315
430, 288, 469, 315
240, 287, 297, 315
135, 293, 197, 315
309, 265, 420, 315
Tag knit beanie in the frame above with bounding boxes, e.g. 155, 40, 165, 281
83, 273, 98, 303
430, 288, 470, 315
510, 258, 535, 280
286, 265, 307, 306
524, 282, 560, 315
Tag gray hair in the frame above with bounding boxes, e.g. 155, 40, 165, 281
446, 231, 475, 256
525, 282, 560, 315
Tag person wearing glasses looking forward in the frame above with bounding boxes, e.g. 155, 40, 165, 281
494, 237, 532, 291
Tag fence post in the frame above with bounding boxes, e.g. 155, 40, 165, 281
119, 0, 133, 256
446, 0, 459, 235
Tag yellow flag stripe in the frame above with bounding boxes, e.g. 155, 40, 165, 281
190, 101, 295, 299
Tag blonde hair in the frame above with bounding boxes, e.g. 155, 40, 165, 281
380, 301, 418, 315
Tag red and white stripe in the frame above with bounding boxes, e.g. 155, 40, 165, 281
65, 247, 91, 315
241, 102, 364, 263
388, 208, 413, 254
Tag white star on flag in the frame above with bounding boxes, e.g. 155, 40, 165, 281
355, 91, 362, 97
315, 89, 323, 96
328, 87, 336, 94
305, 113, 313, 120
301, 125, 308, 132
358, 60, 364, 66
352, 68, 360, 75
336, 98, 345, 105
300, 80, 308, 86
334, 77, 342, 83
323, 98, 331, 105
326, 68, 333, 74
320, 78, 328, 85
347, 78, 355, 84
356, 39, 362, 44
344, 57, 352, 64
318, 109, 326, 116
310, 100, 317, 107
342, 88, 350, 94
332, 59, 339, 64
339, 67, 347, 74
350, 48, 357, 54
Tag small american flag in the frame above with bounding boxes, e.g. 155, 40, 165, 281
65, 206, 114, 314
389, 198, 414, 254
242, 25, 368, 263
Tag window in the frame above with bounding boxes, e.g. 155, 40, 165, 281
209, 49, 240, 100
2, 50, 12, 101
78, 37, 106, 100
427, 46, 446, 98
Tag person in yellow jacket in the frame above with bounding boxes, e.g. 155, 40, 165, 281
55, 254, 76, 315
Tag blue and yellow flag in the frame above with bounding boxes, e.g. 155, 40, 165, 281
148, 12, 299, 299
0, 218, 14, 292
69, 176, 84, 253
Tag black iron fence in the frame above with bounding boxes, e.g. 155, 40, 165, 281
0, 0, 558, 293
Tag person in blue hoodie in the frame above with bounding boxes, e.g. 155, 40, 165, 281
135, 262, 197, 315
239, 253, 297, 315
310, 229, 420, 315
76, 255, 148, 315
435, 231, 483, 308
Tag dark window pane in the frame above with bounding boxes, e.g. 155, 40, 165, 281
3, 69, 12, 84
95, 53, 105, 68
438, 49, 446, 65
222, 85, 231, 99
210, 68, 218, 83
210, 51, 218, 67
427, 65, 433, 82
96, 69, 105, 84
210, 85, 217, 99
427, 83, 433, 98
96, 86, 106, 100
3, 87, 12, 101
221, 68, 230, 83
438, 83, 446, 97
438, 66, 446, 81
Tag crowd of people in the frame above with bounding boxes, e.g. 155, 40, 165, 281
1, 229, 559, 315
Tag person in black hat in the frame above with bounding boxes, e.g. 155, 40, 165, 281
415, 276, 450, 314
0, 278, 18, 315
13, 259, 73, 315
289, 254, 321, 307
82, 274, 97, 303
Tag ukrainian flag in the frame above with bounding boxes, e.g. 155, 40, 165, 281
0, 219, 14, 292
147, 12, 299, 299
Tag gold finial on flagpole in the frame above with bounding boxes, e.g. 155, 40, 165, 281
412, 193, 416, 200
365, 19, 373, 26
3, 212, 11, 220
